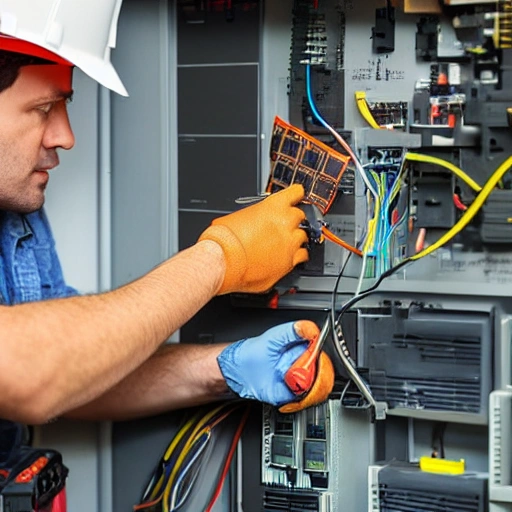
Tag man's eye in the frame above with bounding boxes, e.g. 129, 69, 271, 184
36, 104, 53, 115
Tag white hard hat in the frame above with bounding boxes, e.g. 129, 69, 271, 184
0, 0, 128, 96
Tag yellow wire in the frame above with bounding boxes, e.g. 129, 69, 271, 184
149, 477, 164, 504
367, 175, 378, 252
355, 91, 382, 129
364, 171, 384, 253
364, 203, 378, 253
163, 412, 202, 461
410, 156, 512, 261
162, 404, 231, 510
404, 153, 482, 193
161, 431, 212, 512
466, 46, 487, 55
148, 413, 200, 501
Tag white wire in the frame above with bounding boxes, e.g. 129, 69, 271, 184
305, 65, 379, 212
324, 123, 380, 202
355, 252, 368, 296
169, 432, 211, 511
327, 127, 379, 290
305, 64, 378, 280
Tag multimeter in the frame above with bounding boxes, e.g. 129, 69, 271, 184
0, 422, 68, 512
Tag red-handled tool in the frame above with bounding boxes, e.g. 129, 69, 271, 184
284, 319, 330, 396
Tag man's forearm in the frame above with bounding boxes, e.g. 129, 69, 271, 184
0, 241, 225, 424
66, 343, 230, 421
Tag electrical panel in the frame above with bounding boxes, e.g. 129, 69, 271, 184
252, 0, 512, 511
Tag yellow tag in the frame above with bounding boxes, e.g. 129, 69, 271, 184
419, 457, 465, 475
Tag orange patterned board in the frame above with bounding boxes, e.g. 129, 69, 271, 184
266, 117, 351, 215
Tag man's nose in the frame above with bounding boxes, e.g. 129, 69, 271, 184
42, 102, 75, 151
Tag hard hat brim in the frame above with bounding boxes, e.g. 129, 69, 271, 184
0, 34, 71, 66
0, 34, 128, 96
75, 54, 128, 97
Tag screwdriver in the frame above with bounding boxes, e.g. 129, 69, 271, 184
284, 318, 330, 396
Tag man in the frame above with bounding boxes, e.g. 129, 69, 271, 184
0, 0, 334, 425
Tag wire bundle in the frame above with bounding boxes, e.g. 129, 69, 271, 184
360, 156, 408, 288
306, 64, 407, 285
134, 403, 250, 512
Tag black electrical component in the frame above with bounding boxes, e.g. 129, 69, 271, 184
452, 13, 487, 48
376, 463, 488, 512
458, 50, 512, 182
361, 304, 492, 420
0, 446, 68, 512
479, 189, 512, 244
416, 17, 439, 61
414, 176, 455, 229
413, 88, 431, 125
372, 5, 395, 54
263, 488, 321, 511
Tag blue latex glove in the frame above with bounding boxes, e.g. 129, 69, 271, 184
217, 322, 309, 406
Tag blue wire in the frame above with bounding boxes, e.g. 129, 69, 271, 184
307, 63, 406, 273
170, 432, 210, 511
306, 65, 332, 131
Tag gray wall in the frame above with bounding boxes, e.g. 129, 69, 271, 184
112, 0, 177, 288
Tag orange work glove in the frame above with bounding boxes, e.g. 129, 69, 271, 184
278, 351, 335, 414
198, 184, 309, 295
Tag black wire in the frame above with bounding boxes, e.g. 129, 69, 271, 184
337, 259, 409, 320
331, 259, 410, 370
331, 252, 356, 367
327, 258, 410, 411
330, 253, 353, 335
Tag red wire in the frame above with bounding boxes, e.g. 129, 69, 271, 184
453, 194, 468, 211
415, 228, 427, 254
204, 407, 250, 512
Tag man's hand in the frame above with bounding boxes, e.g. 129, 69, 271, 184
198, 184, 309, 295
278, 352, 335, 414
217, 321, 334, 411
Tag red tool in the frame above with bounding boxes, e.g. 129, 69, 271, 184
284, 319, 330, 396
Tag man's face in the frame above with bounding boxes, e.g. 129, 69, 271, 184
0, 64, 75, 213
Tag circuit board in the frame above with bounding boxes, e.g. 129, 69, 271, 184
267, 117, 350, 215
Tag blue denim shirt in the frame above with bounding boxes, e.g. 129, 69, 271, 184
0, 209, 77, 305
